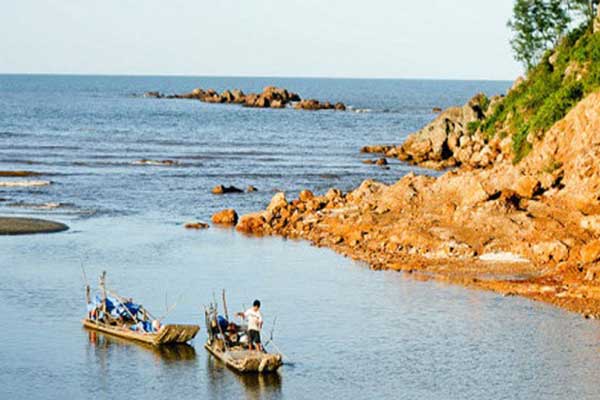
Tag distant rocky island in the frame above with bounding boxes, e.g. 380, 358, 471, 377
145, 85, 347, 111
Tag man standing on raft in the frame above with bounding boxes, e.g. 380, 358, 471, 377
237, 300, 263, 352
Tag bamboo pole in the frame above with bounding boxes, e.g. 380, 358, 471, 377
100, 271, 107, 314
222, 289, 229, 321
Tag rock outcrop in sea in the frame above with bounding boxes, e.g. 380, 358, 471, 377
145, 86, 346, 112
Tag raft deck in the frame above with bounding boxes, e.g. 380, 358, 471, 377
82, 318, 199, 346
204, 340, 282, 373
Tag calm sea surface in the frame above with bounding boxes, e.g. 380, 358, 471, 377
1, 75, 599, 399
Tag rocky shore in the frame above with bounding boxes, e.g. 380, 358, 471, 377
361, 92, 509, 170
145, 86, 346, 111
225, 91, 600, 318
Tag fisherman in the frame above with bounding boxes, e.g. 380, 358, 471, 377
237, 299, 263, 351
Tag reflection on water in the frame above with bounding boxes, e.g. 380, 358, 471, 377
3, 215, 600, 399
206, 356, 282, 400
86, 328, 197, 363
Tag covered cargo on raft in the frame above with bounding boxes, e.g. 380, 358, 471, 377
81, 271, 199, 346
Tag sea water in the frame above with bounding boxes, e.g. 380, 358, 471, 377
1, 75, 599, 400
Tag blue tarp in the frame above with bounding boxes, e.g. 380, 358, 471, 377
94, 295, 142, 320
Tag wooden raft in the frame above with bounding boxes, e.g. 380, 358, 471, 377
82, 319, 199, 346
204, 339, 282, 373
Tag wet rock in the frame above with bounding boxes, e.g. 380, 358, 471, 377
335, 102, 346, 111
184, 221, 209, 230
375, 158, 388, 166
211, 185, 243, 195
432, 107, 442, 113
211, 209, 239, 225
246, 185, 258, 192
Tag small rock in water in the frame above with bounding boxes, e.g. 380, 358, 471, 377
144, 91, 163, 98
211, 185, 243, 195
432, 107, 443, 113
246, 185, 258, 192
212, 209, 239, 225
184, 221, 209, 230
375, 158, 388, 166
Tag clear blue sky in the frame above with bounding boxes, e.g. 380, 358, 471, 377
1, 0, 522, 80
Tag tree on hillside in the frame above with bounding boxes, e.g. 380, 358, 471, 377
508, 0, 571, 71
567, 0, 599, 26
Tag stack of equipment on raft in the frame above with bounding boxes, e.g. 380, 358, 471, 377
81, 271, 199, 345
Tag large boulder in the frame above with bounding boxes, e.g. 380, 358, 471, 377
212, 209, 239, 225
294, 99, 322, 111
231, 89, 245, 103
236, 212, 268, 234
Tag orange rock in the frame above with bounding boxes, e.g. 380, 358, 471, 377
211, 209, 238, 225
236, 212, 268, 234
299, 190, 314, 202
514, 176, 541, 198
184, 221, 209, 230
267, 192, 287, 213
581, 240, 600, 264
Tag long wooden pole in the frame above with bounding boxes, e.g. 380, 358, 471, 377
222, 289, 229, 321
100, 271, 107, 314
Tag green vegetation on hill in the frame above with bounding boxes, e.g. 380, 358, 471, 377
481, 25, 600, 162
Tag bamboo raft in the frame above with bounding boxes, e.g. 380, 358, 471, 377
82, 271, 200, 346
82, 319, 199, 345
203, 291, 283, 373
204, 339, 282, 373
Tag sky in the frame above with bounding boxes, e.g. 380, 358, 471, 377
0, 0, 522, 80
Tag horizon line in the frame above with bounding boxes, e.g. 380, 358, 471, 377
0, 71, 517, 83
